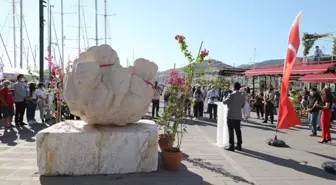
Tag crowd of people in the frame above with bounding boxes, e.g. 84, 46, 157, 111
300, 87, 334, 143
0, 74, 79, 129
1, 74, 333, 148
153, 81, 335, 151
157, 83, 252, 121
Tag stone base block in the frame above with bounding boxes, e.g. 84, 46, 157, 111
36, 120, 158, 176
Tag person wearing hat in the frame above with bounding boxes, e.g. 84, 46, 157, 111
206, 85, 219, 120
0, 80, 15, 128
223, 82, 245, 151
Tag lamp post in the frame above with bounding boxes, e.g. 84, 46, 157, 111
39, 0, 47, 82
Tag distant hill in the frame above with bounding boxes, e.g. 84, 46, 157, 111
157, 57, 306, 82
238, 58, 303, 68
157, 59, 231, 81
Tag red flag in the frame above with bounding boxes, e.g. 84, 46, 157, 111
277, 12, 302, 129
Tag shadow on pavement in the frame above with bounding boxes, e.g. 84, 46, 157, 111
198, 117, 217, 123
238, 148, 336, 180
39, 152, 213, 185
30, 123, 50, 133
247, 119, 300, 131
184, 118, 217, 127
0, 128, 18, 146
17, 124, 49, 142
183, 152, 255, 185
306, 151, 336, 161
242, 123, 287, 134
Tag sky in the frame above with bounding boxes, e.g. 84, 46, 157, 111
0, 0, 335, 72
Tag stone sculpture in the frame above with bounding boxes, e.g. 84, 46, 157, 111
63, 44, 158, 126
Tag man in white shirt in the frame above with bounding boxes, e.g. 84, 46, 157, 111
35, 83, 47, 123
151, 81, 162, 118
314, 46, 323, 61
207, 85, 219, 120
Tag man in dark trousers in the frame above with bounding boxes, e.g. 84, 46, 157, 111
223, 82, 245, 151
13, 74, 28, 126
307, 87, 322, 136
263, 86, 276, 124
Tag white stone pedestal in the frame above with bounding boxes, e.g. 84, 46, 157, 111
36, 120, 158, 176
215, 102, 229, 147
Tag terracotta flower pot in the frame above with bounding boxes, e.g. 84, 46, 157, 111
158, 134, 173, 151
162, 148, 182, 170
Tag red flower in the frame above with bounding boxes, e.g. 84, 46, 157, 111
174, 35, 185, 43
200, 49, 209, 57
207, 60, 212, 65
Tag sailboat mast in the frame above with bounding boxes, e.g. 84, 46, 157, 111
0, 32, 13, 67
78, 0, 81, 54
12, 0, 17, 68
26, 47, 29, 69
104, 0, 107, 44
48, 5, 53, 80
20, 0, 23, 68
53, 46, 56, 66
34, 44, 37, 71
95, 0, 98, 46
61, 0, 64, 70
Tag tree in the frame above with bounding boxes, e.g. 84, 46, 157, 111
332, 37, 336, 56
302, 33, 331, 56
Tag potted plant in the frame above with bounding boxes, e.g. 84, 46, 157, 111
157, 69, 185, 148
157, 35, 209, 170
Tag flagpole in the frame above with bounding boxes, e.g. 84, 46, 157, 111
268, 11, 302, 148
253, 48, 256, 66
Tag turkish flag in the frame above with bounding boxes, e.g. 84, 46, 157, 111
277, 12, 302, 129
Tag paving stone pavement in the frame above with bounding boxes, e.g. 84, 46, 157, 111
1, 104, 335, 185
195, 112, 336, 185
0, 110, 254, 185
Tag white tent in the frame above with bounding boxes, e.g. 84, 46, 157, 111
2, 67, 38, 78
3, 67, 17, 75
11, 68, 30, 76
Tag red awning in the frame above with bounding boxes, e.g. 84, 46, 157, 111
244, 63, 335, 76
298, 73, 336, 83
